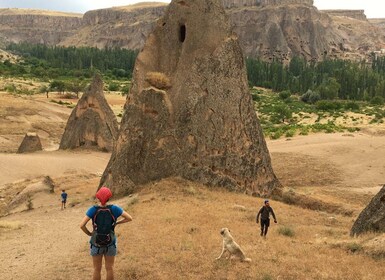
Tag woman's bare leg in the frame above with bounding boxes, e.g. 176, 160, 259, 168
92, 255, 103, 280
105, 255, 115, 280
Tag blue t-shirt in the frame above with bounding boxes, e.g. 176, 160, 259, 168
61, 192, 67, 200
86, 205, 123, 220
86, 205, 123, 245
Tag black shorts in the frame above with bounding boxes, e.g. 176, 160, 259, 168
62, 200, 67, 203
261, 219, 270, 227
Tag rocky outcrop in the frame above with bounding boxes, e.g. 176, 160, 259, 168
17, 133, 42, 153
351, 185, 385, 236
60, 3, 167, 50
100, 0, 281, 197
59, 75, 119, 152
321, 10, 367, 21
222, 0, 313, 9
229, 4, 347, 62
369, 19, 385, 37
0, 9, 82, 45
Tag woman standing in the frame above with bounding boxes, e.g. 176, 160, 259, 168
80, 187, 132, 280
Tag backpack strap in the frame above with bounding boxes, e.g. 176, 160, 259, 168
92, 205, 116, 231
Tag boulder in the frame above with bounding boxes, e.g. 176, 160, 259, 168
59, 74, 119, 152
351, 185, 385, 236
17, 133, 42, 153
100, 0, 281, 196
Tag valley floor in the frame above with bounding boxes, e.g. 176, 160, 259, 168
0, 92, 385, 279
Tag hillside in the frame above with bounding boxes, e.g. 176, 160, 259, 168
0, 2, 384, 61
0, 8, 82, 45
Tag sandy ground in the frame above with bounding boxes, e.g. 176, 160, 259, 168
1, 92, 385, 279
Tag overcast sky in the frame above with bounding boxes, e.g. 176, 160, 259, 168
0, 0, 384, 18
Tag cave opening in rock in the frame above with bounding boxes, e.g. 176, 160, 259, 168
179, 24, 186, 42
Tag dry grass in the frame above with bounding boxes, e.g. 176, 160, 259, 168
81, 178, 385, 280
145, 72, 172, 90
0, 220, 23, 230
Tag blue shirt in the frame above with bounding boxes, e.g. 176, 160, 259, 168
86, 205, 123, 245
86, 205, 123, 220
61, 192, 67, 200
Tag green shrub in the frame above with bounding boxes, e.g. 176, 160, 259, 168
345, 102, 360, 111
251, 93, 260, 101
301, 90, 320, 104
347, 242, 362, 253
370, 96, 384, 106
279, 90, 291, 100
315, 100, 343, 111
278, 226, 295, 237
285, 129, 295, 138
4, 83, 17, 93
270, 130, 284, 140
108, 82, 120, 91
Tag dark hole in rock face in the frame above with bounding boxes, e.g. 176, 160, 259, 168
380, 195, 385, 202
179, 24, 186, 43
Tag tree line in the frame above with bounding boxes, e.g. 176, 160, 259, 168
246, 56, 385, 102
2, 43, 385, 102
3, 43, 138, 80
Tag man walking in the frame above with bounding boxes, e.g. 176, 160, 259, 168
61, 190, 68, 210
256, 200, 277, 237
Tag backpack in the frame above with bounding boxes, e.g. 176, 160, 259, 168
91, 205, 116, 247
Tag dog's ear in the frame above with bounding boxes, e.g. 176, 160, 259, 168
220, 228, 225, 235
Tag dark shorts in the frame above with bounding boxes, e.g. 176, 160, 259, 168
90, 244, 117, 256
62, 200, 66, 203
261, 219, 270, 228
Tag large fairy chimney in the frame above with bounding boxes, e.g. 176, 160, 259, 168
100, 0, 281, 196
59, 74, 119, 152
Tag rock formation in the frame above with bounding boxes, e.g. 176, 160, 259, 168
100, 0, 281, 197
59, 75, 119, 152
1, 2, 384, 62
351, 185, 385, 236
17, 133, 42, 153
228, 4, 344, 62
60, 3, 167, 50
321, 10, 367, 21
0, 9, 82, 45
222, 0, 313, 9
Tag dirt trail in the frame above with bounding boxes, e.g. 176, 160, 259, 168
1, 203, 92, 280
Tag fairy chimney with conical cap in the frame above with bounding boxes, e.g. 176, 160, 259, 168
59, 74, 119, 152
100, 0, 281, 196
17, 133, 42, 153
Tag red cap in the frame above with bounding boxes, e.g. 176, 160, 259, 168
96, 187, 112, 205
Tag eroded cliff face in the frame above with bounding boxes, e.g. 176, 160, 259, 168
0, 9, 82, 45
328, 15, 385, 58
60, 3, 167, 49
228, 4, 344, 62
321, 10, 367, 21
0, 3, 384, 61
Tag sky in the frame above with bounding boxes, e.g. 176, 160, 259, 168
0, 0, 384, 18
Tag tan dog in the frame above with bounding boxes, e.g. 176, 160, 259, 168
216, 228, 251, 262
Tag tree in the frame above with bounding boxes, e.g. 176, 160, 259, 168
39, 84, 50, 98
49, 80, 66, 94
317, 78, 340, 100
67, 79, 86, 98
274, 104, 292, 123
